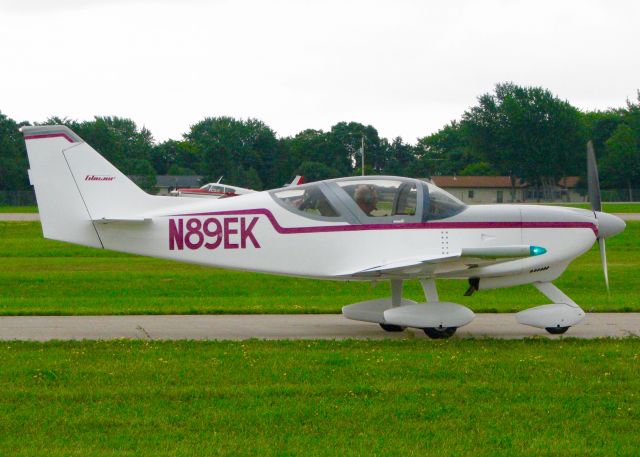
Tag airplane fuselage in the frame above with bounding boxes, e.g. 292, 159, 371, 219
94, 190, 598, 283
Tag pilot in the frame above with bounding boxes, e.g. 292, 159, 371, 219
354, 184, 378, 216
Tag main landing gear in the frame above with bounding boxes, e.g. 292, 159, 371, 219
342, 278, 586, 338
342, 278, 475, 339
515, 282, 585, 335
545, 326, 569, 335
379, 323, 406, 332
381, 325, 460, 340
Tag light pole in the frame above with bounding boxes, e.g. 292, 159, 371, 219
361, 135, 365, 176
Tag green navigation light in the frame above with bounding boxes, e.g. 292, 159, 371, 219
530, 246, 547, 256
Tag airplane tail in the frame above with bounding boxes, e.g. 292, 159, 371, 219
21, 125, 175, 248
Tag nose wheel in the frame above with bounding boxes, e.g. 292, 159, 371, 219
423, 327, 457, 339
545, 326, 569, 335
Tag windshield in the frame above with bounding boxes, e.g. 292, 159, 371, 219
336, 179, 417, 218
423, 183, 466, 221
273, 183, 340, 218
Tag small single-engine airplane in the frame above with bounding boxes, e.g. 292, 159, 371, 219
21, 125, 625, 338
171, 176, 305, 198
170, 177, 256, 198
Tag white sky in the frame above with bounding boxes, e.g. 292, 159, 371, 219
1, 0, 638, 144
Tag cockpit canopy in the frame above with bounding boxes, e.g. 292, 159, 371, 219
271, 176, 466, 223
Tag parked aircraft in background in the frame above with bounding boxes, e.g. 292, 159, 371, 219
170, 177, 255, 198
171, 176, 304, 198
21, 126, 625, 338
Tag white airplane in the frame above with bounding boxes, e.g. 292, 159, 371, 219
171, 176, 305, 198
170, 177, 255, 198
21, 125, 626, 338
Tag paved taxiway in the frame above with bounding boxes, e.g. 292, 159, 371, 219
0, 313, 638, 341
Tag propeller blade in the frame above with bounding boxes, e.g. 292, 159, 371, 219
587, 141, 602, 213
598, 238, 609, 293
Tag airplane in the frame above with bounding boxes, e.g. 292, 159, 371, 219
20, 125, 626, 338
170, 177, 255, 198
171, 176, 305, 198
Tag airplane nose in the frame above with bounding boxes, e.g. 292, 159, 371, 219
595, 212, 626, 239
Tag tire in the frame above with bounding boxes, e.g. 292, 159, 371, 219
423, 327, 457, 339
545, 326, 569, 335
379, 323, 406, 332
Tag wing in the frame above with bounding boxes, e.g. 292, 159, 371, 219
338, 245, 539, 279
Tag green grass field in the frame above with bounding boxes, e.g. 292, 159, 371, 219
0, 339, 638, 456
0, 221, 638, 315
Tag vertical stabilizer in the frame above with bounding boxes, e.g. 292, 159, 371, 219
21, 126, 103, 247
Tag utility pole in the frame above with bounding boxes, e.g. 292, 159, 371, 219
361, 135, 365, 176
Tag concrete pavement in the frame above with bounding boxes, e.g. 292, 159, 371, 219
0, 213, 40, 221
0, 313, 638, 341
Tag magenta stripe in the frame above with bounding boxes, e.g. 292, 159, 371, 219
168, 208, 598, 236
24, 133, 75, 143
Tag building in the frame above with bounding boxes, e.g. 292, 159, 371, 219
155, 175, 203, 195
426, 176, 585, 204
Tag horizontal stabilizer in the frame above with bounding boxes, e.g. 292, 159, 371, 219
93, 217, 151, 224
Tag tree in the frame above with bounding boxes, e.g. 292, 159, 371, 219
151, 140, 200, 175
384, 137, 418, 176
0, 112, 29, 192
603, 123, 640, 200
462, 82, 586, 198
186, 117, 282, 190
582, 110, 623, 159
294, 161, 340, 183
43, 116, 158, 193
459, 162, 497, 176
283, 129, 333, 172
416, 121, 475, 176
328, 122, 383, 175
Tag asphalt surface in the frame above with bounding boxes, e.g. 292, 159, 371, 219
0, 313, 638, 341
0, 213, 40, 221
2, 213, 639, 221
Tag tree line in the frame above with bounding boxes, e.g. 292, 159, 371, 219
1, 82, 639, 198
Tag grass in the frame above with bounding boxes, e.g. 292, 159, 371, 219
0, 205, 38, 213
0, 221, 638, 315
0, 339, 638, 456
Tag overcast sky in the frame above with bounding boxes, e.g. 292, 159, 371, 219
1, 0, 638, 143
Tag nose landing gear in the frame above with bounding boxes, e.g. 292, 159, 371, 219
516, 282, 585, 335
423, 327, 457, 339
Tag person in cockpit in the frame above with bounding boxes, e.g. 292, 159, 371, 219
354, 184, 378, 216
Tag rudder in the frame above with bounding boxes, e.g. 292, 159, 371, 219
21, 125, 162, 248
22, 125, 103, 247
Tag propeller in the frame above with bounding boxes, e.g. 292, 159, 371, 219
587, 141, 608, 292
587, 141, 601, 213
